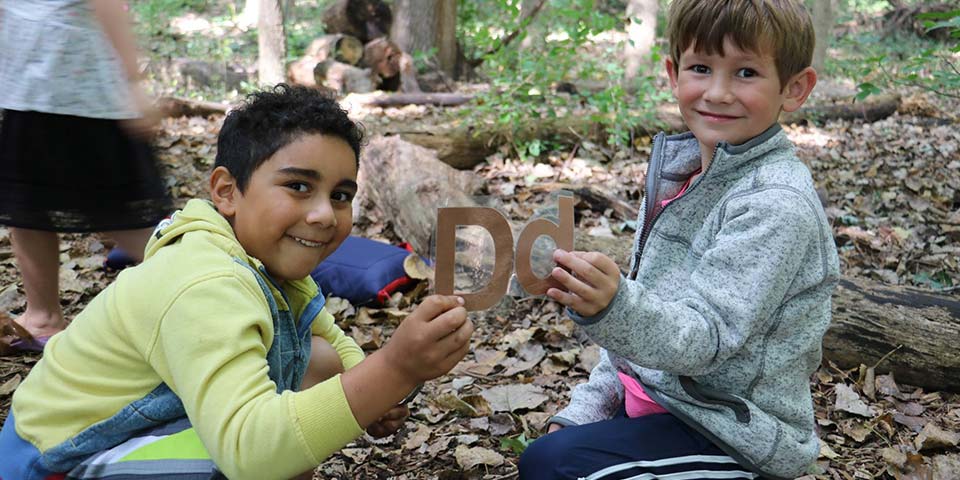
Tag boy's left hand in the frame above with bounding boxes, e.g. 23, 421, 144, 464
366, 405, 409, 438
547, 249, 620, 317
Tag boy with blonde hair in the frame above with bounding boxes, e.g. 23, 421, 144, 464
520, 1, 839, 479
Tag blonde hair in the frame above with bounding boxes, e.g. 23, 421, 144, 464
667, 0, 815, 88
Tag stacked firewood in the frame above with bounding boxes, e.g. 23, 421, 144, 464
288, 0, 420, 94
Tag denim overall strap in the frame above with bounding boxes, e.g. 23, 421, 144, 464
233, 259, 317, 392
38, 383, 186, 472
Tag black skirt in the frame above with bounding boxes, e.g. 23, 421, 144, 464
0, 109, 173, 232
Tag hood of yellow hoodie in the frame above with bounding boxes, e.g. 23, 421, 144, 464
144, 199, 321, 307
144, 199, 246, 262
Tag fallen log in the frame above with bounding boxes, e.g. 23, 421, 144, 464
782, 93, 901, 124
383, 94, 900, 169
305, 34, 365, 65
825, 277, 960, 392
343, 92, 473, 108
358, 136, 482, 255
385, 104, 683, 170
529, 183, 639, 222
156, 96, 229, 118
361, 38, 421, 93
314, 59, 376, 94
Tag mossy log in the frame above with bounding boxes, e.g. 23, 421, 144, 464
385, 94, 901, 170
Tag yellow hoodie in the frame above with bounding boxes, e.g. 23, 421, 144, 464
11, 199, 366, 479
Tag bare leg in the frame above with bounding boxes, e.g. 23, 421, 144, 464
103, 227, 154, 262
300, 336, 345, 390
10, 228, 65, 337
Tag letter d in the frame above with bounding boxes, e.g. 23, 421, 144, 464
515, 192, 574, 295
435, 207, 514, 311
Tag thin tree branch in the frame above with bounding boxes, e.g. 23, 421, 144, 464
467, 0, 549, 68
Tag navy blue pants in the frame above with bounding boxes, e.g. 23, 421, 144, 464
519, 413, 758, 480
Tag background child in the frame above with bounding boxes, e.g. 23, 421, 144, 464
0, 0, 172, 350
0, 84, 474, 480
520, 1, 839, 479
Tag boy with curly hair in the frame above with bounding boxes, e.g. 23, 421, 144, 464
520, 1, 839, 479
0, 85, 473, 480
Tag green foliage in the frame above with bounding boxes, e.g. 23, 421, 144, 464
132, 0, 211, 35
499, 432, 534, 455
458, 0, 665, 155
827, 10, 960, 101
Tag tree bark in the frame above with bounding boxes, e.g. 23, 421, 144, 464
288, 34, 365, 87
624, 0, 658, 83
343, 92, 471, 107
322, 0, 392, 43
811, 0, 834, 73
391, 0, 437, 58
257, 0, 286, 86
313, 60, 375, 93
391, 0, 456, 77
435, 0, 457, 78
825, 277, 960, 392
358, 136, 483, 255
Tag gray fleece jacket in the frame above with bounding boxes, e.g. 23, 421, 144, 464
552, 124, 840, 480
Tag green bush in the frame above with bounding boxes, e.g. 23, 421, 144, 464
459, 0, 666, 154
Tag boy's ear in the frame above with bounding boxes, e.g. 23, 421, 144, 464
209, 166, 239, 218
781, 66, 817, 113
665, 57, 679, 96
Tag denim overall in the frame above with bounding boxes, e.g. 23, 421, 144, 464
14, 259, 324, 476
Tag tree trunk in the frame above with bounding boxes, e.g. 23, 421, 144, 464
391, 0, 455, 77
322, 0, 392, 43
257, 0, 286, 86
811, 0, 834, 73
435, 0, 457, 78
391, 0, 436, 58
624, 0, 658, 83
237, 0, 259, 29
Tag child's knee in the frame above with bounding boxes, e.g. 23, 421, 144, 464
300, 337, 344, 390
519, 432, 563, 478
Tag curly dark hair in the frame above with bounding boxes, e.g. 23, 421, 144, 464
215, 84, 364, 192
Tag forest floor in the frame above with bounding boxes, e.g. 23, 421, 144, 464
1, 8, 960, 476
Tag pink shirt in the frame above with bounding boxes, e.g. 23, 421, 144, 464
618, 371, 669, 417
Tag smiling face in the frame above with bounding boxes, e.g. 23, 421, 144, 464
211, 134, 357, 283
667, 37, 815, 164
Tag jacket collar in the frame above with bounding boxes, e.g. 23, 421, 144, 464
657, 123, 788, 180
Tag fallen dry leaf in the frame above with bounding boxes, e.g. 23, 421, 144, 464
835, 383, 876, 418
454, 445, 504, 470
480, 384, 549, 412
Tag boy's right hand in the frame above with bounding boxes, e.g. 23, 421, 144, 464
384, 295, 472, 384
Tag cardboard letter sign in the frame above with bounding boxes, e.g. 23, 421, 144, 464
435, 192, 574, 310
